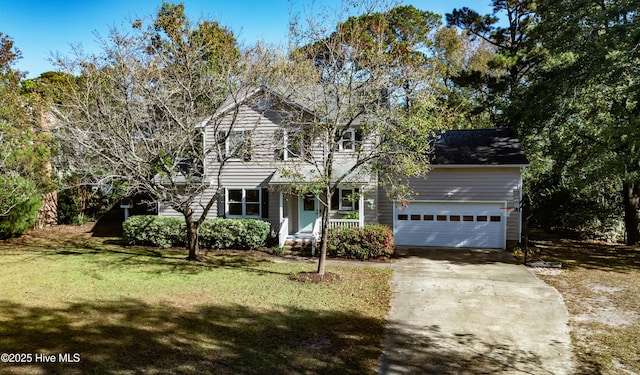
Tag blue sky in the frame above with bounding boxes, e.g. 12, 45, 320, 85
1, 0, 494, 78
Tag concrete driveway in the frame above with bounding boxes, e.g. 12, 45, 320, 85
378, 247, 575, 375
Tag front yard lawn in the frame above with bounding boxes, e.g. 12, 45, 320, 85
526, 239, 640, 375
0, 225, 391, 375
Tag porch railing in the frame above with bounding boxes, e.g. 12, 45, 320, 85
328, 219, 361, 229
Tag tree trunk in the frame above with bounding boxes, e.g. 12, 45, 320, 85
317, 195, 330, 275
623, 182, 640, 245
37, 191, 58, 227
184, 208, 200, 261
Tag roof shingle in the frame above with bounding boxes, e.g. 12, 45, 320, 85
432, 128, 529, 165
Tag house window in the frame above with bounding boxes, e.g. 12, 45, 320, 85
274, 129, 285, 160
219, 130, 252, 161
339, 188, 357, 211
275, 129, 311, 160
338, 129, 362, 152
339, 130, 355, 151
226, 188, 261, 218
287, 130, 311, 160
177, 129, 204, 177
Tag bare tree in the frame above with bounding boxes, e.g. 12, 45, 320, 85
280, 1, 443, 275
54, 3, 271, 260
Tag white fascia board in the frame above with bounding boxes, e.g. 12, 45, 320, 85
394, 199, 507, 204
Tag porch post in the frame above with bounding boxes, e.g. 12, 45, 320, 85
279, 191, 284, 223
359, 185, 364, 228
278, 191, 286, 248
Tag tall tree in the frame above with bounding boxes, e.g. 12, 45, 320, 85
516, 0, 640, 243
285, 3, 442, 275
431, 26, 496, 129
54, 2, 267, 259
0, 32, 53, 236
447, 0, 540, 126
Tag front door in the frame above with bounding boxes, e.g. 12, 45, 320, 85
298, 194, 318, 233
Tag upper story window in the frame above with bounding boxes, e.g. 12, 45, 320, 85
275, 128, 312, 161
339, 130, 355, 151
177, 129, 204, 177
218, 130, 252, 161
338, 129, 362, 152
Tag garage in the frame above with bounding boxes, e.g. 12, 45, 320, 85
394, 201, 507, 249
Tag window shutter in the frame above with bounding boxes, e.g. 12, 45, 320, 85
261, 188, 269, 219
355, 130, 363, 150
217, 194, 225, 218
331, 191, 339, 210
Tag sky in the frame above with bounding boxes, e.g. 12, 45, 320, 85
0, 0, 495, 78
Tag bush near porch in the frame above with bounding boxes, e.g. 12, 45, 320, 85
123, 215, 270, 249
327, 225, 394, 260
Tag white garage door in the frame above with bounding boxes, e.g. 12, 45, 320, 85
394, 201, 506, 248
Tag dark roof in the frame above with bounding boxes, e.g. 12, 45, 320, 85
432, 128, 529, 165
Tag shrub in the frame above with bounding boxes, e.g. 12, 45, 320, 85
241, 219, 271, 249
0, 196, 42, 239
199, 218, 270, 249
123, 216, 270, 250
123, 215, 183, 248
326, 224, 394, 260
0, 174, 41, 239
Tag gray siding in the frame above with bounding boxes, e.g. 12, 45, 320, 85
378, 167, 523, 242
159, 100, 374, 234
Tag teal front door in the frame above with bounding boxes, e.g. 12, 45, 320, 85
298, 194, 318, 233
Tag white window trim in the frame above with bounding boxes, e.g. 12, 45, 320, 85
339, 188, 356, 211
226, 188, 261, 218
338, 130, 356, 152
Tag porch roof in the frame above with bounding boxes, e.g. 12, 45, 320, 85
269, 164, 371, 185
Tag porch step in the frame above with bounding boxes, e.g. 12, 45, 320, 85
284, 238, 313, 252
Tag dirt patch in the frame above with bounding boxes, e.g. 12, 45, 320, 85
290, 271, 341, 283
0, 223, 97, 248
529, 239, 640, 374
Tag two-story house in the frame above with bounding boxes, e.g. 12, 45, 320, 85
158, 86, 528, 250
158, 86, 378, 246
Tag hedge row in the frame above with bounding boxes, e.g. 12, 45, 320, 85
123, 215, 270, 249
326, 224, 394, 260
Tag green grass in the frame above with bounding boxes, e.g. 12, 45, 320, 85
0, 229, 391, 374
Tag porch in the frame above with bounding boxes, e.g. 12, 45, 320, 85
276, 190, 365, 249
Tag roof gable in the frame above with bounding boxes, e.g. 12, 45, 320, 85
432, 128, 529, 166
199, 86, 322, 127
